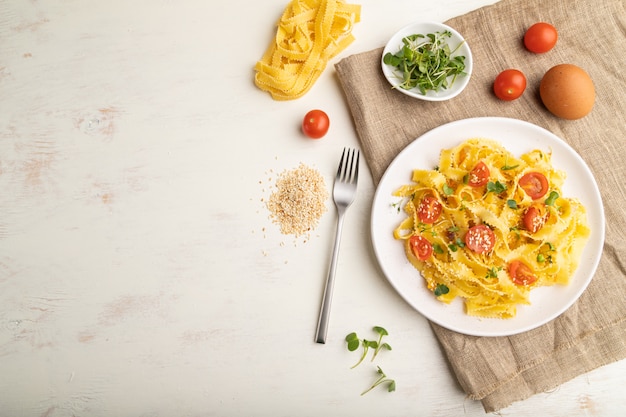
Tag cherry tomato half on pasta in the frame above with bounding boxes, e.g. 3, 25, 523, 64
465, 224, 496, 254
493, 69, 527, 101
468, 161, 490, 187
523, 203, 548, 233
417, 195, 442, 224
508, 260, 538, 286
519, 172, 549, 199
409, 235, 433, 260
524, 22, 558, 54
302, 109, 330, 139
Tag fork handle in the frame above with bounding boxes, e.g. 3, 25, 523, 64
315, 210, 346, 344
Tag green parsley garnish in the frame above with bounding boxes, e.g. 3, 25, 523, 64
434, 284, 450, 297
487, 181, 507, 194
501, 162, 519, 171
345, 327, 392, 369
507, 199, 518, 209
545, 191, 559, 206
345, 328, 395, 396
486, 266, 502, 278
361, 366, 396, 396
448, 237, 465, 252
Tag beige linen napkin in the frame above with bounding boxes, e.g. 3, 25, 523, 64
335, 0, 626, 412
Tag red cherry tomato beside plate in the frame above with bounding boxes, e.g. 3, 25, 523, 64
493, 69, 527, 101
302, 109, 330, 139
524, 22, 558, 54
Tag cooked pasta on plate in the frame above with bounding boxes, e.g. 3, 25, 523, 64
370, 117, 604, 336
392, 138, 590, 318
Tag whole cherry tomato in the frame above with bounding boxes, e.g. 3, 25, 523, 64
493, 69, 527, 101
302, 109, 330, 139
524, 22, 558, 54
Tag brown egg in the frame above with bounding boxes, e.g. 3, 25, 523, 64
539, 64, 595, 120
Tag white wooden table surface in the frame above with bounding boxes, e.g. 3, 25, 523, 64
1, 1, 624, 416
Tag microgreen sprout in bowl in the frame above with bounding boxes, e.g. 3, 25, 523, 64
381, 22, 473, 101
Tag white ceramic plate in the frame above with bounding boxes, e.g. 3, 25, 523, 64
381, 21, 472, 101
371, 117, 605, 337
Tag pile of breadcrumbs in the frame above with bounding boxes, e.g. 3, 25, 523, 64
266, 163, 328, 237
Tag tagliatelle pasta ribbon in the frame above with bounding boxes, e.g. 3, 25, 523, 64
393, 138, 590, 319
254, 0, 361, 100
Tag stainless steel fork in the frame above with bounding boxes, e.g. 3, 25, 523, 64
315, 148, 360, 344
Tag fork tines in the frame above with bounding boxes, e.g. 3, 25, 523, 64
337, 148, 360, 184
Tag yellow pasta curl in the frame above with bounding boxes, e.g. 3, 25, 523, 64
254, 0, 361, 100
393, 138, 590, 319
